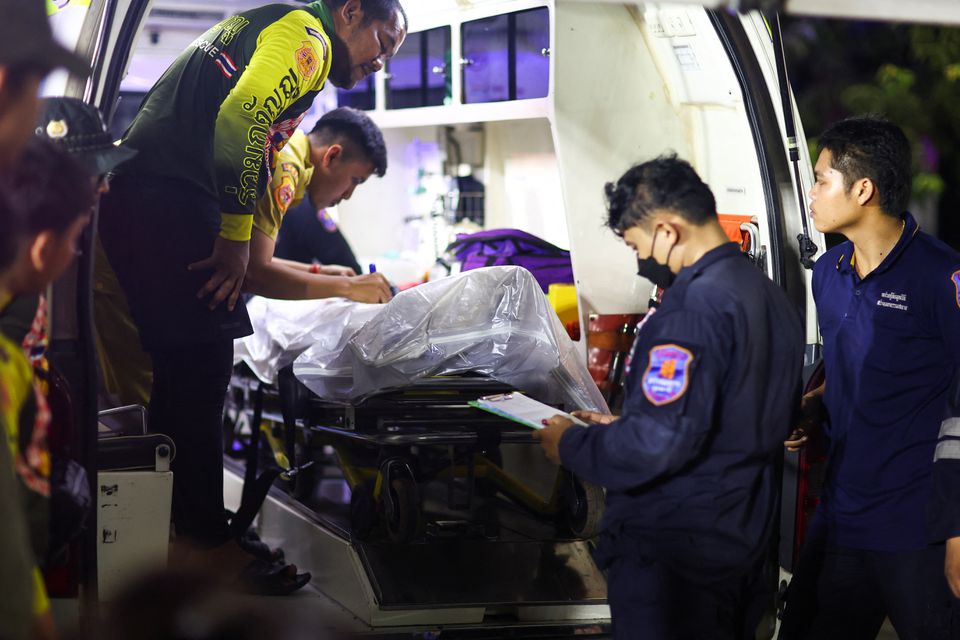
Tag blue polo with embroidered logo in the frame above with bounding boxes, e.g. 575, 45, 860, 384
558, 243, 804, 581
813, 212, 960, 550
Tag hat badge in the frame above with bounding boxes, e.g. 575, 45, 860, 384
46, 120, 69, 139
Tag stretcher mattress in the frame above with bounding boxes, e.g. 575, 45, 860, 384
234, 266, 607, 412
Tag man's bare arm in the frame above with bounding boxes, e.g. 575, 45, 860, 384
243, 228, 388, 302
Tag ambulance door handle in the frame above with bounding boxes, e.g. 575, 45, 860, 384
739, 222, 764, 268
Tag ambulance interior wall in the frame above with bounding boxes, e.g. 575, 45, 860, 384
483, 119, 571, 250
335, 119, 575, 283
336, 126, 441, 271
551, 1, 776, 319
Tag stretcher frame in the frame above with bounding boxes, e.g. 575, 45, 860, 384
225, 364, 604, 545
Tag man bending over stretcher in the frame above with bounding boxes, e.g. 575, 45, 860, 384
245, 106, 390, 301
96, 107, 391, 408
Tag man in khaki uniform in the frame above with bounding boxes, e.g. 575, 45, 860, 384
244, 106, 388, 298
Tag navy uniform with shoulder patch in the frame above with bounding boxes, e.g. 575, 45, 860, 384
559, 242, 804, 637
794, 211, 960, 637
812, 212, 960, 552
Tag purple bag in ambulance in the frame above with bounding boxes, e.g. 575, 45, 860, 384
446, 228, 574, 293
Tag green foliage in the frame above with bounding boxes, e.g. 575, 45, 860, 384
914, 172, 945, 196
783, 19, 960, 203
909, 27, 960, 69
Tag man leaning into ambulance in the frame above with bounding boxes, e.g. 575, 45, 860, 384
97, 0, 406, 592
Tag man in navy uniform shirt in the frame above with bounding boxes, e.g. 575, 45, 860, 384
780, 116, 959, 639
536, 155, 804, 639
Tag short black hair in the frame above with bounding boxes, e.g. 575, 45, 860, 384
604, 154, 717, 234
817, 115, 911, 216
309, 107, 387, 177
0, 181, 25, 273
323, 0, 407, 28
5, 136, 95, 235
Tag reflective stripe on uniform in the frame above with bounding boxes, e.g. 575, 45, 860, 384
939, 417, 960, 439
934, 439, 960, 462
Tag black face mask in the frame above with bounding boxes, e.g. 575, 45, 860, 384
636, 228, 676, 289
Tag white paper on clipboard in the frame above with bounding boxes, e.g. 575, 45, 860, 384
469, 392, 588, 430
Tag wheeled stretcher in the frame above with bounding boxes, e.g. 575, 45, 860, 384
228, 266, 607, 543
226, 266, 611, 625
226, 368, 604, 544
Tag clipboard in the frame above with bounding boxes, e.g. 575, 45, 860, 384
468, 392, 588, 430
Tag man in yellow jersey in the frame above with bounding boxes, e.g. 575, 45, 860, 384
244, 107, 387, 298
95, 108, 389, 405
97, 0, 406, 593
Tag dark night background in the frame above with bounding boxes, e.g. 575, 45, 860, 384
781, 17, 960, 248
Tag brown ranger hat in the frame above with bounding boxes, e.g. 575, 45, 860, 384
0, 0, 89, 77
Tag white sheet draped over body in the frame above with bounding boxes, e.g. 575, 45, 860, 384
234, 266, 608, 413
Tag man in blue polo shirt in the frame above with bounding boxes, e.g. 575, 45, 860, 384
536, 155, 804, 639
782, 116, 959, 639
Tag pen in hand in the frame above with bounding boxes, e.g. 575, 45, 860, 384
369, 262, 398, 296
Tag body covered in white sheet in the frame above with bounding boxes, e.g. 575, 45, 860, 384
235, 266, 607, 412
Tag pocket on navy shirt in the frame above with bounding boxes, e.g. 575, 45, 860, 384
870, 309, 921, 371
873, 307, 915, 330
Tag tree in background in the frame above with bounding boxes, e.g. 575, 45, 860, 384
782, 18, 960, 246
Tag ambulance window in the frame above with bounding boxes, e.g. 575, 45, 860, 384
337, 76, 376, 111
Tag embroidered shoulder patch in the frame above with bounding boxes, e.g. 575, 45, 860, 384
295, 41, 318, 79
280, 162, 300, 184
274, 178, 296, 214
952, 270, 960, 310
641, 344, 694, 406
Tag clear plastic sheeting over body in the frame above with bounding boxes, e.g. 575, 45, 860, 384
288, 266, 608, 412
234, 297, 382, 384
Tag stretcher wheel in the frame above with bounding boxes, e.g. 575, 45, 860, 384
350, 482, 377, 541
384, 476, 420, 544
561, 472, 605, 539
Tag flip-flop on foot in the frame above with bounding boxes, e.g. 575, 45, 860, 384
237, 558, 310, 596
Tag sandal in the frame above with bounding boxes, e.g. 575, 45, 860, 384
236, 527, 284, 563
237, 557, 311, 596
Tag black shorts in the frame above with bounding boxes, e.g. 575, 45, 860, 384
98, 174, 252, 351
